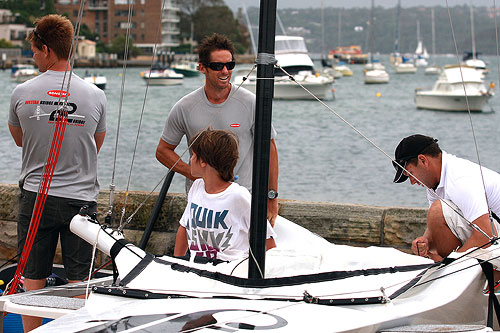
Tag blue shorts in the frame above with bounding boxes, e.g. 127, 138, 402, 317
18, 188, 97, 280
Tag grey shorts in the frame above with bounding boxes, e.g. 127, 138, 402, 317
18, 189, 96, 280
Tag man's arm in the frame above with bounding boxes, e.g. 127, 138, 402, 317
94, 131, 106, 153
174, 226, 188, 257
267, 139, 279, 225
459, 213, 496, 252
156, 139, 195, 181
9, 124, 22, 147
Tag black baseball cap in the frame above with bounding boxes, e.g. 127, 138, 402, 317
393, 134, 438, 183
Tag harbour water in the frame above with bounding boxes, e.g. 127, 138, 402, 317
2, 55, 500, 208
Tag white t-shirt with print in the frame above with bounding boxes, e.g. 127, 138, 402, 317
179, 179, 276, 261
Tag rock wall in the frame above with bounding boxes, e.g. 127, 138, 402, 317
0, 183, 427, 267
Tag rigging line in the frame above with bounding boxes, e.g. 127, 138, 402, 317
120, 65, 259, 227
118, 0, 174, 230
110, 0, 135, 227
495, 0, 500, 99
446, 0, 497, 237
269, 63, 494, 242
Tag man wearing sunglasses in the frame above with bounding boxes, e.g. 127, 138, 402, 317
156, 33, 279, 225
8, 14, 106, 331
393, 134, 500, 262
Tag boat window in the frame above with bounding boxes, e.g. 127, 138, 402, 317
274, 65, 314, 76
275, 39, 308, 54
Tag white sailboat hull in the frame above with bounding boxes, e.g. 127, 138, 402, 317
395, 64, 417, 74
238, 78, 333, 100
26, 214, 493, 332
415, 93, 490, 111
364, 69, 389, 84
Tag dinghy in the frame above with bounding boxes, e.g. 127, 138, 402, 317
2, 1, 499, 332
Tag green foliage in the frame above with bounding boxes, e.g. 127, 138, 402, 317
192, 6, 250, 54
0, 39, 15, 48
79, 24, 99, 42
0, 0, 56, 26
109, 35, 142, 58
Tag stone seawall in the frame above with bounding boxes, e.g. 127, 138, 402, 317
0, 183, 427, 266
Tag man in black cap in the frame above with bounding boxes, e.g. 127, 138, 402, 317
393, 134, 500, 261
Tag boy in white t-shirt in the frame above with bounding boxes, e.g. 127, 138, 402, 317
173, 129, 276, 261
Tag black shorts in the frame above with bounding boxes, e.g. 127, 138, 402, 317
18, 189, 97, 280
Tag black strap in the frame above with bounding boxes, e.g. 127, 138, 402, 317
480, 260, 500, 328
120, 254, 154, 286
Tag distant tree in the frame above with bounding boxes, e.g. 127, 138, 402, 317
0, 0, 56, 25
79, 24, 99, 41
0, 39, 16, 48
110, 35, 142, 59
192, 6, 249, 54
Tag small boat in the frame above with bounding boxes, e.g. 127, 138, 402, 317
171, 60, 200, 77
11, 64, 38, 82
12, 68, 38, 83
233, 36, 334, 100
334, 62, 353, 76
414, 20, 429, 67
83, 72, 107, 90
425, 9, 441, 76
140, 63, 184, 86
364, 62, 389, 84
414, 65, 493, 111
10, 213, 493, 332
328, 45, 369, 64
364, 68, 390, 84
394, 56, 417, 74
424, 65, 441, 75
463, 6, 488, 78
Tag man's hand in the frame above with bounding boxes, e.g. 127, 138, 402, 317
412, 236, 430, 257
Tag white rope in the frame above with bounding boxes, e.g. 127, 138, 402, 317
85, 226, 102, 302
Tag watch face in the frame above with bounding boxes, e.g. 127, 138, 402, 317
268, 190, 277, 199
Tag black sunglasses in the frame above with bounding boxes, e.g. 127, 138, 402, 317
33, 28, 49, 47
204, 61, 236, 71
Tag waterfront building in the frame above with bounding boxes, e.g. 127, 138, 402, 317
54, 0, 181, 54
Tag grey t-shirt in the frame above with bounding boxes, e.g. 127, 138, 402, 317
161, 85, 276, 191
9, 70, 106, 201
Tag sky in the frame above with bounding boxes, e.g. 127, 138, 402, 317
225, 0, 497, 10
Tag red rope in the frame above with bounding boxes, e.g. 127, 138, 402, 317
6, 111, 69, 295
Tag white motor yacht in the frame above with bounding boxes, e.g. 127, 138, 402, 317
11, 64, 38, 83
84, 72, 107, 90
141, 64, 184, 86
415, 65, 493, 111
232, 36, 334, 100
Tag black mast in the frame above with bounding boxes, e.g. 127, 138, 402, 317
248, 0, 277, 279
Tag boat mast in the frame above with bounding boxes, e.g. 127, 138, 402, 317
337, 9, 342, 47
431, 8, 436, 65
248, 0, 277, 279
369, 0, 374, 63
242, 3, 258, 56
394, 0, 401, 55
470, 5, 477, 60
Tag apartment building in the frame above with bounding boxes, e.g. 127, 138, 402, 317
54, 0, 180, 54
0, 9, 31, 47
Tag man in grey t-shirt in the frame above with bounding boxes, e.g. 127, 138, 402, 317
8, 14, 106, 332
156, 33, 279, 224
